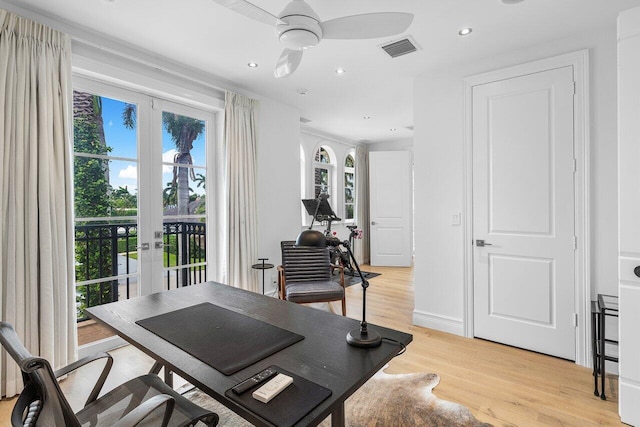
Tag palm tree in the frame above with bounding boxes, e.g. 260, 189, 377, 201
163, 181, 177, 208
73, 91, 110, 188
74, 91, 105, 145
162, 113, 205, 216
193, 172, 206, 190
122, 106, 204, 216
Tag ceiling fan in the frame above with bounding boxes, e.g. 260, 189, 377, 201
211, 0, 414, 78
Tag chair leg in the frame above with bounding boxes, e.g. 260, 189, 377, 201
341, 297, 346, 316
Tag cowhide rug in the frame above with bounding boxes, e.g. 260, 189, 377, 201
183, 367, 492, 426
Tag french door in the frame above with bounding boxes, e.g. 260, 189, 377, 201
73, 78, 216, 354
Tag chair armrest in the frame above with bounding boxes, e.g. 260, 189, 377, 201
333, 264, 345, 287
277, 266, 285, 299
54, 352, 113, 406
111, 394, 175, 427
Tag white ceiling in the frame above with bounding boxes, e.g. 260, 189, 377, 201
4, 0, 640, 143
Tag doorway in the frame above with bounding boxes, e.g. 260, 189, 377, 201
73, 78, 216, 355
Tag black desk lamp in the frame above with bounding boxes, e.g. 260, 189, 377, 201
296, 229, 381, 348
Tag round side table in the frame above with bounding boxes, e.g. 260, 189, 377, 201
252, 258, 274, 295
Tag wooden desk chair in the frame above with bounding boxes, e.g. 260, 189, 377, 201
0, 322, 218, 427
278, 241, 346, 316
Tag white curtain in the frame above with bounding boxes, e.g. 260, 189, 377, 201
355, 146, 369, 265
0, 10, 76, 397
224, 91, 259, 292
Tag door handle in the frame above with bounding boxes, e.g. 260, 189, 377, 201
475, 240, 493, 247
155, 242, 169, 249
137, 243, 150, 250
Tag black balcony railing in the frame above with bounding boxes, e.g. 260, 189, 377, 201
75, 221, 206, 321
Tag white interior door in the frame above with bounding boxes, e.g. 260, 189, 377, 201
369, 151, 412, 266
618, 8, 640, 425
472, 66, 576, 360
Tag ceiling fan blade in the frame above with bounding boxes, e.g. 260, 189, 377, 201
210, 0, 278, 26
275, 49, 303, 78
321, 12, 414, 39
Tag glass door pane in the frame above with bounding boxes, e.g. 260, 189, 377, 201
157, 105, 210, 290
73, 90, 139, 346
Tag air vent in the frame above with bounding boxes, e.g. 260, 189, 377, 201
300, 117, 312, 123
380, 36, 420, 58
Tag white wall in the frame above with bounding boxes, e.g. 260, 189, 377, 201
413, 25, 619, 336
256, 99, 302, 295
368, 138, 414, 153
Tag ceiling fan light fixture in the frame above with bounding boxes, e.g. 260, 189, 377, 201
279, 29, 320, 50
276, 14, 322, 50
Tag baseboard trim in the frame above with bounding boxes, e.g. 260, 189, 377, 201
620, 380, 640, 425
412, 310, 464, 336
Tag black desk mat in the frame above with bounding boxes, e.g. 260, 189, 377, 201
225, 366, 332, 427
136, 303, 304, 375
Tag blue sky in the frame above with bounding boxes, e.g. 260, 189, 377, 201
101, 96, 206, 196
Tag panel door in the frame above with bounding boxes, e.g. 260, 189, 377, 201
618, 8, 640, 424
369, 151, 412, 266
472, 66, 576, 360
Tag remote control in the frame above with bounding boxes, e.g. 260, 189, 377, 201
231, 367, 279, 395
252, 373, 294, 403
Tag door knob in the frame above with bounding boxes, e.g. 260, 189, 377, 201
476, 240, 493, 247
634, 266, 640, 278
371, 221, 377, 225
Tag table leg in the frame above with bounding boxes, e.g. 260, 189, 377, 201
150, 361, 162, 374
149, 361, 173, 388
331, 403, 345, 426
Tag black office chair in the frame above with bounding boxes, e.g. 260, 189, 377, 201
278, 241, 346, 316
0, 322, 218, 427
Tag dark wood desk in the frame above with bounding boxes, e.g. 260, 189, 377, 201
87, 281, 412, 426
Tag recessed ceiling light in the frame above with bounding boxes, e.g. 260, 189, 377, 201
247, 62, 259, 68
335, 68, 346, 75
363, 116, 371, 120
297, 88, 308, 96
390, 128, 397, 131
458, 27, 472, 36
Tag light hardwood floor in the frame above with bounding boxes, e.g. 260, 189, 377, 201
0, 266, 624, 426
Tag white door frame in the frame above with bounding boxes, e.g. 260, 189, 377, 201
462, 50, 591, 366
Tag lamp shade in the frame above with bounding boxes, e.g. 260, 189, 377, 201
295, 229, 327, 247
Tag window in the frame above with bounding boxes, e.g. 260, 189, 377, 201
314, 146, 333, 199
344, 153, 355, 220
